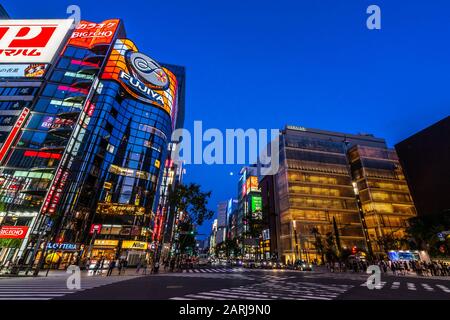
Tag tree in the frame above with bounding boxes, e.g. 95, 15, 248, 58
311, 227, 325, 264
406, 210, 450, 258
168, 183, 214, 258
168, 183, 214, 226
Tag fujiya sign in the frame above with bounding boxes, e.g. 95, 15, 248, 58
0, 19, 73, 63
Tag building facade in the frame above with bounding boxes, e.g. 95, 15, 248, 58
348, 145, 417, 256
395, 116, 450, 217
0, 19, 184, 269
268, 125, 416, 264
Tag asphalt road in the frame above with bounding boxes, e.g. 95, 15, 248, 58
1, 267, 449, 300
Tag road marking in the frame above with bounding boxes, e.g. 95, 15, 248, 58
391, 282, 400, 289
436, 284, 450, 293
421, 283, 434, 291
407, 283, 416, 291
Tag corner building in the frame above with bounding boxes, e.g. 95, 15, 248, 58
272, 126, 416, 264
0, 19, 184, 268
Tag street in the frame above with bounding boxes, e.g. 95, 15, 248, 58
0, 267, 448, 300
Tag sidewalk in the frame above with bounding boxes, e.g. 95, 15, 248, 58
0, 265, 182, 279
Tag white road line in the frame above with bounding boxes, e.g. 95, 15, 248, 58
391, 282, 400, 289
407, 283, 416, 291
421, 283, 434, 291
436, 284, 450, 293
170, 297, 195, 300
184, 294, 227, 300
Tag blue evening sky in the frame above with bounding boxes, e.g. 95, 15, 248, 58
3, 0, 449, 239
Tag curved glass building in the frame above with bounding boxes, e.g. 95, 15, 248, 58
0, 19, 185, 269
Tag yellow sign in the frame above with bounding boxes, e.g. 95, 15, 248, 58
94, 239, 119, 247
121, 240, 148, 250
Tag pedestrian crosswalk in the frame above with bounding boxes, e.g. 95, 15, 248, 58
0, 275, 139, 300
170, 281, 354, 300
181, 267, 252, 273
360, 280, 450, 293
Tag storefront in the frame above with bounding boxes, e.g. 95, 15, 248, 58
91, 239, 119, 261
121, 240, 150, 266
35, 242, 82, 270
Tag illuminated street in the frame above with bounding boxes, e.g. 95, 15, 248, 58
0, 267, 448, 300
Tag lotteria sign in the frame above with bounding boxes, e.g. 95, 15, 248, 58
46, 242, 78, 251
0, 20, 73, 63
0, 226, 29, 239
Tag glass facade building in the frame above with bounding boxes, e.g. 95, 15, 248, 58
0, 19, 185, 269
270, 126, 416, 264
348, 145, 416, 256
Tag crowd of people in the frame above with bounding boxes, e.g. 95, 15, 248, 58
83, 256, 159, 276
324, 259, 450, 277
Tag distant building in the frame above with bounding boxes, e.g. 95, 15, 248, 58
209, 219, 218, 256
237, 166, 263, 260
395, 116, 450, 217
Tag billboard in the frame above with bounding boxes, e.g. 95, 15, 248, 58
246, 176, 259, 194
0, 107, 30, 164
0, 226, 29, 239
0, 63, 47, 78
0, 19, 73, 63
102, 39, 178, 118
251, 195, 262, 212
68, 19, 119, 49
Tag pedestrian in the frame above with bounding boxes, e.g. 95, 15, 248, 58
136, 258, 143, 274
100, 257, 105, 275
153, 261, 160, 274
93, 259, 101, 276
107, 259, 116, 276
118, 259, 124, 275
142, 259, 148, 275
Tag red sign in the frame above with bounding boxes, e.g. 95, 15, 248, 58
0, 107, 30, 165
89, 224, 102, 234
0, 226, 29, 239
0, 20, 72, 63
68, 20, 119, 49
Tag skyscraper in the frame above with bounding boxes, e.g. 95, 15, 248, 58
0, 19, 184, 269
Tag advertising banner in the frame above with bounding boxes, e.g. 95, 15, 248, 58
0, 226, 29, 239
0, 63, 47, 78
102, 39, 178, 117
121, 240, 148, 250
0, 19, 73, 63
68, 19, 120, 49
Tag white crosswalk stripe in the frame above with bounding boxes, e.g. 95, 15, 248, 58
407, 282, 416, 291
436, 284, 450, 293
360, 280, 450, 293
0, 275, 140, 300
170, 281, 354, 301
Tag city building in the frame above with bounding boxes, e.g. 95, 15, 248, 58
265, 125, 417, 264
0, 19, 184, 269
348, 144, 417, 256
259, 174, 278, 260
209, 219, 218, 257
215, 201, 228, 245
395, 116, 450, 217
236, 166, 263, 260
